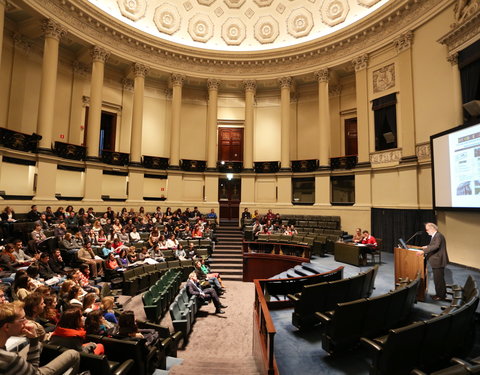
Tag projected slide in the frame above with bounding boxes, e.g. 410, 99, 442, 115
449, 124, 480, 207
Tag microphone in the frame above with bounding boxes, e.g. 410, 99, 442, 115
406, 231, 423, 244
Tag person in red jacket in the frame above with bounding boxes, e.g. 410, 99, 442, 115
360, 230, 377, 265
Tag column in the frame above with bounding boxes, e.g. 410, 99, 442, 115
448, 53, 464, 125
130, 63, 149, 165
0, 0, 6, 66
314, 69, 330, 169
243, 80, 256, 170
37, 19, 67, 151
394, 31, 417, 162
86, 46, 109, 159
169, 74, 184, 168
206, 78, 220, 170
279, 76, 292, 170
352, 54, 370, 166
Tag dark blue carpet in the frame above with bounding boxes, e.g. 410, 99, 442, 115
270, 252, 480, 375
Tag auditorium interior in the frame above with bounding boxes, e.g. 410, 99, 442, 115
1, 0, 480, 374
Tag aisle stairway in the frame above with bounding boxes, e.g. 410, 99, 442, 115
169, 357, 260, 375
209, 221, 243, 281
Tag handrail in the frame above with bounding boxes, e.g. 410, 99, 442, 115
253, 279, 278, 375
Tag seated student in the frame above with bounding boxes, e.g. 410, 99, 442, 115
31, 224, 47, 246
67, 286, 84, 309
137, 246, 151, 261
194, 260, 224, 295
199, 258, 226, 290
191, 224, 203, 238
149, 245, 165, 262
36, 253, 60, 282
48, 249, 67, 276
117, 228, 130, 244
126, 247, 138, 264
117, 249, 129, 268
0, 301, 80, 375
105, 252, 122, 271
60, 233, 81, 255
129, 227, 141, 243
82, 293, 99, 315
148, 228, 160, 248
114, 310, 158, 346
186, 242, 197, 259
26, 205, 41, 222
101, 241, 114, 258
77, 243, 104, 278
0, 243, 20, 275
353, 227, 363, 243
166, 234, 179, 250
49, 308, 104, 355
175, 246, 187, 261
100, 296, 118, 324
158, 235, 168, 250
23, 292, 47, 342
13, 274, 34, 301
186, 272, 227, 314
41, 294, 61, 325
75, 266, 100, 295
359, 230, 377, 265
84, 309, 110, 336
96, 229, 108, 247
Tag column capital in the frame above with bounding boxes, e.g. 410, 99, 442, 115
73, 61, 90, 77
122, 78, 134, 92
41, 19, 67, 41
91, 46, 110, 63
207, 78, 221, 91
352, 54, 369, 72
132, 63, 149, 78
13, 33, 32, 54
447, 52, 459, 66
243, 80, 256, 92
171, 73, 185, 87
278, 76, 293, 89
314, 69, 329, 83
393, 31, 414, 53
329, 85, 342, 97
0, 0, 7, 7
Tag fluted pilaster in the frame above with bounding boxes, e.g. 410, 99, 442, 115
352, 54, 370, 164
130, 63, 149, 164
279, 76, 292, 170
243, 80, 256, 170
86, 46, 110, 158
207, 78, 220, 169
314, 69, 330, 168
170, 74, 185, 167
37, 19, 67, 151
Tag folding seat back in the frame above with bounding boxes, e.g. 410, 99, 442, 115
156, 262, 168, 273
292, 281, 328, 328
375, 322, 426, 375
363, 294, 390, 338
326, 278, 352, 307
361, 265, 378, 298
162, 250, 175, 260
463, 275, 477, 300
399, 276, 420, 322
133, 266, 145, 277
322, 298, 368, 353
347, 272, 366, 301
189, 239, 200, 247
419, 314, 452, 371
199, 239, 212, 248
178, 240, 188, 248
446, 295, 479, 358
383, 286, 408, 330
257, 233, 269, 242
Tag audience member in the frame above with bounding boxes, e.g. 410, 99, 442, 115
186, 272, 226, 314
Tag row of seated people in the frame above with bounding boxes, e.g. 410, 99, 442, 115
0, 294, 179, 374
1, 205, 219, 257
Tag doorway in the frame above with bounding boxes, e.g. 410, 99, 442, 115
83, 109, 117, 154
345, 118, 358, 156
218, 178, 241, 221
218, 127, 244, 162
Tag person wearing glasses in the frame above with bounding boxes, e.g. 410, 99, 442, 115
0, 301, 80, 374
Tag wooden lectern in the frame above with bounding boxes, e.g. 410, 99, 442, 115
394, 247, 427, 301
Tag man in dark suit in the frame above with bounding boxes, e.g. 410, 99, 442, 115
421, 222, 449, 301
186, 272, 227, 314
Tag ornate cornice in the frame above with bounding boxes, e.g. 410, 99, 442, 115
352, 54, 369, 72
314, 69, 329, 83
41, 19, 67, 41
207, 78, 221, 91
133, 63, 149, 78
73, 61, 90, 77
122, 78, 134, 92
329, 85, 342, 97
393, 31, 414, 53
416, 142, 431, 162
91, 46, 110, 63
447, 52, 458, 65
20, 0, 451, 79
171, 73, 185, 87
0, 0, 7, 7
243, 80, 257, 92
278, 76, 293, 89
370, 149, 402, 165
438, 5, 480, 54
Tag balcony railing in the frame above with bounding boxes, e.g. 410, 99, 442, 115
0, 127, 41, 153
143, 155, 169, 170
254, 161, 280, 174
180, 159, 206, 172
101, 150, 130, 166
291, 159, 319, 172
217, 161, 243, 173
330, 155, 358, 170
53, 141, 86, 160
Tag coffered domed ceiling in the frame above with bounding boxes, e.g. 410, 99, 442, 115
88, 0, 391, 51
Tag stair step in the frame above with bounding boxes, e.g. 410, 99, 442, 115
222, 275, 243, 281
214, 269, 243, 275
210, 258, 243, 263
211, 264, 243, 270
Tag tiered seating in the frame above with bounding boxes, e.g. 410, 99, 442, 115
288, 265, 378, 329
412, 356, 480, 375
40, 343, 134, 375
169, 286, 199, 346
262, 265, 344, 302
361, 280, 479, 375
316, 274, 420, 354
143, 269, 182, 322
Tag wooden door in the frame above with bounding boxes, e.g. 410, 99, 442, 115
345, 118, 358, 156
218, 128, 243, 162
218, 178, 241, 221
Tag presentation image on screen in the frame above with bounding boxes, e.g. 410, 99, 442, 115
431, 122, 480, 210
